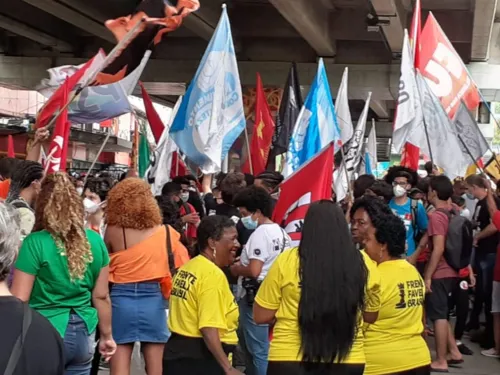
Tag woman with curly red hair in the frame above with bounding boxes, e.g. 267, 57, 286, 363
104, 178, 172, 375
11, 172, 116, 375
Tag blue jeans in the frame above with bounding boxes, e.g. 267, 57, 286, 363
238, 299, 269, 375
63, 314, 96, 375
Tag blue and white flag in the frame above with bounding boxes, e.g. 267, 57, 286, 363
283, 59, 341, 177
37, 51, 151, 124
169, 6, 245, 173
365, 119, 377, 175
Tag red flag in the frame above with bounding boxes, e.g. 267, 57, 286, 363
7, 135, 15, 158
401, 143, 420, 170
36, 51, 104, 128
242, 73, 275, 175
46, 80, 70, 174
409, 0, 421, 65
417, 13, 480, 118
273, 143, 334, 246
170, 151, 188, 179
400, 0, 422, 170
140, 82, 164, 143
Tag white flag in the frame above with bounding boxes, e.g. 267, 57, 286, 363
146, 97, 183, 196
453, 101, 489, 172
335, 68, 353, 145
392, 30, 423, 152
365, 119, 378, 175
408, 73, 463, 178
334, 92, 371, 202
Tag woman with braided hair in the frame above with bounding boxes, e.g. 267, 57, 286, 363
6, 160, 44, 241
11, 172, 116, 375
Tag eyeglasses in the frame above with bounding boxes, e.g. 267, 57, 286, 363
392, 181, 407, 187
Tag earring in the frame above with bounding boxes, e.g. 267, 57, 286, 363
212, 247, 217, 259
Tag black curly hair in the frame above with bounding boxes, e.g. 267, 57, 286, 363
196, 215, 236, 255
353, 175, 376, 199
232, 185, 273, 218
350, 195, 393, 221
384, 165, 419, 187
372, 213, 406, 258
366, 180, 393, 203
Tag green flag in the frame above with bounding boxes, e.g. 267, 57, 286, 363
138, 133, 150, 178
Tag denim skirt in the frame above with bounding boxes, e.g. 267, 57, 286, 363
111, 282, 169, 344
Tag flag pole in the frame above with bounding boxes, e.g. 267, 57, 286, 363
339, 146, 353, 198
244, 124, 254, 175
42, 18, 147, 131
82, 130, 112, 187
176, 153, 180, 176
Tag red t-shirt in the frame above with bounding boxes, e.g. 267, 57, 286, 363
0, 179, 10, 200
427, 210, 459, 279
491, 211, 500, 282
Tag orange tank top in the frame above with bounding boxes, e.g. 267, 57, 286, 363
109, 226, 171, 285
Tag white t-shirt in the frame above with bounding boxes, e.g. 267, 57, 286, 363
240, 223, 292, 282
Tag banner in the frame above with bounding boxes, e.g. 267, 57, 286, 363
335, 67, 353, 145
284, 59, 341, 177
242, 73, 275, 175
410, 73, 463, 178
273, 143, 334, 246
268, 62, 302, 159
453, 101, 489, 171
417, 13, 480, 117
169, 6, 245, 173
365, 120, 377, 175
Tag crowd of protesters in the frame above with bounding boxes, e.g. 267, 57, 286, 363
0, 153, 499, 375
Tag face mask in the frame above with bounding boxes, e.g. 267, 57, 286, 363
180, 192, 190, 203
76, 187, 84, 196
393, 185, 407, 198
241, 215, 258, 230
465, 193, 475, 200
461, 208, 471, 218
83, 198, 100, 214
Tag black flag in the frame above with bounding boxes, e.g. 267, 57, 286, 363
267, 62, 303, 168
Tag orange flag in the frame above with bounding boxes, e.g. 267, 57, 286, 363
242, 73, 275, 175
7, 135, 15, 158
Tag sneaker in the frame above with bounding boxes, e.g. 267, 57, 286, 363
457, 343, 474, 356
481, 348, 500, 358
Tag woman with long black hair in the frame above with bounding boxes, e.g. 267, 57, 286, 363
253, 200, 370, 375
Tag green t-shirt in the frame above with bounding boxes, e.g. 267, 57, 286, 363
15, 229, 110, 337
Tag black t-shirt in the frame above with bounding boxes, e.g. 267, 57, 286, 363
473, 196, 500, 255
0, 296, 64, 375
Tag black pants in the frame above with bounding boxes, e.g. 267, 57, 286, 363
267, 362, 364, 375
163, 358, 224, 375
387, 365, 430, 375
450, 277, 470, 340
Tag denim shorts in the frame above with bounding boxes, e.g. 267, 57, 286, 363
64, 314, 96, 375
111, 282, 169, 344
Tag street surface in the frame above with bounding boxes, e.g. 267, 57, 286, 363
98, 337, 500, 375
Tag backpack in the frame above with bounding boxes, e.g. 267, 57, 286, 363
10, 199, 33, 212
436, 209, 473, 271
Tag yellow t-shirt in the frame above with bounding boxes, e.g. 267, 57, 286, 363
364, 259, 431, 375
168, 255, 239, 345
361, 250, 381, 314
255, 247, 381, 363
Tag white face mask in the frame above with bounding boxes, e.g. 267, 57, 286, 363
76, 187, 84, 196
83, 198, 100, 214
180, 192, 190, 203
393, 185, 407, 198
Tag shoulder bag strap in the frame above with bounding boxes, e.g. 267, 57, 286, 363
3, 303, 32, 375
165, 225, 175, 274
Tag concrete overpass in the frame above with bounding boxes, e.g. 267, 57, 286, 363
0, 0, 499, 158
